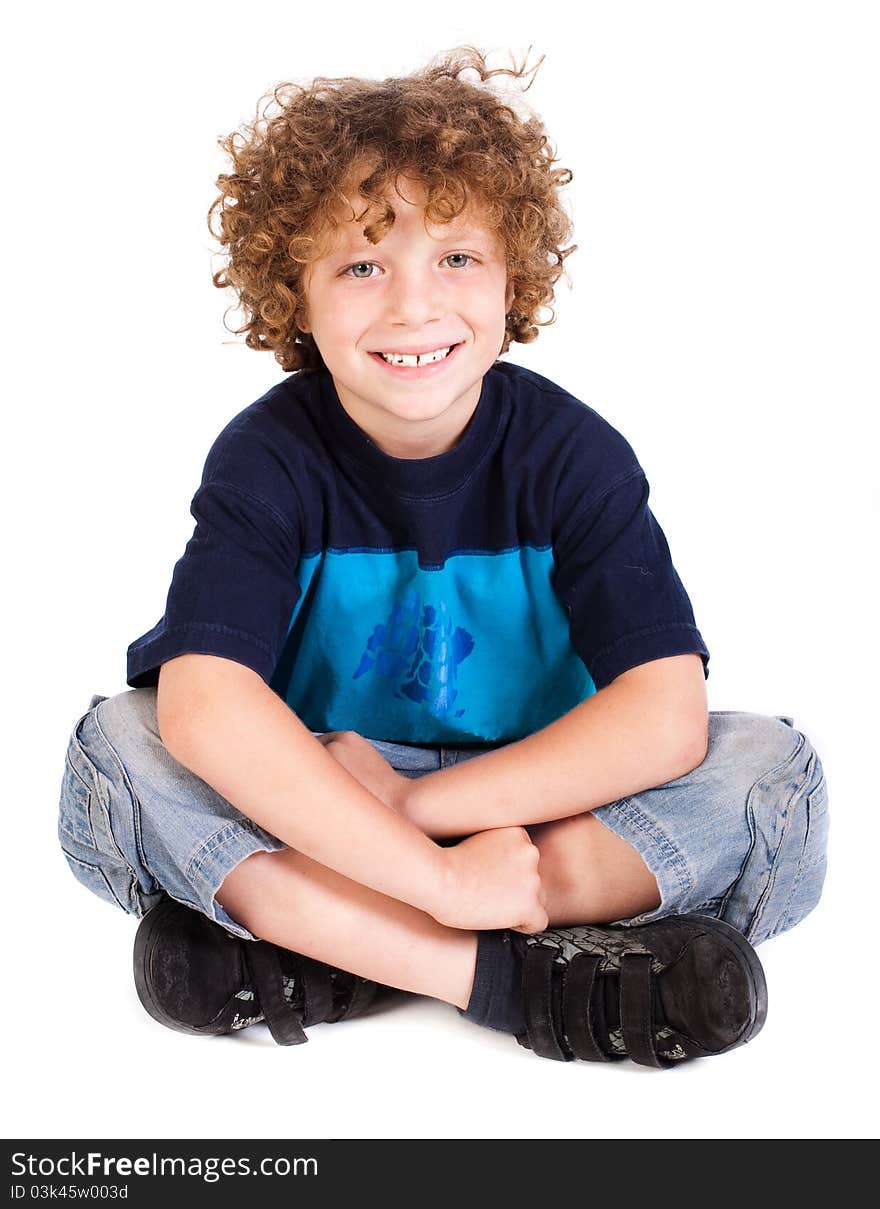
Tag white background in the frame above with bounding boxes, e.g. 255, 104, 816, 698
3, 0, 877, 1140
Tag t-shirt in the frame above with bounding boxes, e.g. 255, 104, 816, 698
126, 361, 710, 745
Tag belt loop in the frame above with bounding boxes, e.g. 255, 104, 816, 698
439, 746, 458, 769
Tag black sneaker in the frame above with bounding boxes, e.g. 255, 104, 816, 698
133, 897, 381, 1045
510, 914, 767, 1067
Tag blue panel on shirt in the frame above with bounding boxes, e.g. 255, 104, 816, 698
268, 545, 595, 744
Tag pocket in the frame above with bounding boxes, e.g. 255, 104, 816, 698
58, 713, 102, 849
57, 707, 140, 915
59, 847, 134, 914
747, 748, 830, 944
776, 766, 829, 935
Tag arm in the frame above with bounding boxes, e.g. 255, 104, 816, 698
156, 654, 547, 932
401, 654, 709, 839
157, 654, 449, 915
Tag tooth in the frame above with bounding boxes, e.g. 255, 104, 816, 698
379, 346, 452, 366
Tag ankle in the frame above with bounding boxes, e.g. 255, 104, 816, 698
459, 930, 526, 1034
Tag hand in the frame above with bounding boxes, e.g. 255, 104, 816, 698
433, 826, 549, 934
316, 730, 411, 817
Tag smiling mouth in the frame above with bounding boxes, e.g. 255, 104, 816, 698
370, 343, 462, 368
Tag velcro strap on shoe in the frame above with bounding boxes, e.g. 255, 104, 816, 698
619, 952, 664, 1068
561, 952, 610, 1062
330, 975, 379, 1022
522, 944, 570, 1061
298, 956, 335, 1026
245, 941, 309, 1046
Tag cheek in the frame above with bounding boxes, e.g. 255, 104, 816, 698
310, 298, 356, 349
466, 282, 509, 331
322, 293, 373, 337
481, 298, 510, 341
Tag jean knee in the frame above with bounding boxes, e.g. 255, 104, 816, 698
95, 687, 161, 750
719, 721, 829, 945
57, 693, 163, 919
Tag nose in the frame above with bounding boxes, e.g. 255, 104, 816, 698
385, 263, 443, 328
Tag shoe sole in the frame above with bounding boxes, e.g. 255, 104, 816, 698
667, 913, 768, 1050
133, 897, 241, 1036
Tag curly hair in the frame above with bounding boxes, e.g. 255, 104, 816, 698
208, 46, 576, 372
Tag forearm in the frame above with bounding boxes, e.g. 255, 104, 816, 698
404, 676, 707, 839
158, 656, 448, 916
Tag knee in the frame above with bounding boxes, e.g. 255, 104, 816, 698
97, 687, 159, 736
721, 720, 829, 943
58, 717, 147, 918
744, 717, 827, 840
708, 712, 802, 777
88, 688, 163, 768
703, 713, 814, 823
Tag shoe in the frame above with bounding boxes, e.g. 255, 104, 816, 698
133, 896, 381, 1045
510, 914, 767, 1068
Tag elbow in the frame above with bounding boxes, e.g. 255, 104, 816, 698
675, 717, 710, 776
157, 691, 226, 777
156, 687, 181, 756
156, 703, 195, 766
155, 657, 213, 762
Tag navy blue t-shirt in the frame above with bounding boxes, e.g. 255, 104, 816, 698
127, 361, 709, 744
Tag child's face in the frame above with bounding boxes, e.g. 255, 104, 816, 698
300, 176, 514, 459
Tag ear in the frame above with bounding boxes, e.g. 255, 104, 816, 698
505, 280, 516, 312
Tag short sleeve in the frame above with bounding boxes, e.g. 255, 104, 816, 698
126, 424, 303, 689
552, 468, 710, 691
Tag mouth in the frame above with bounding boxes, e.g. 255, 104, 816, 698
368, 342, 464, 375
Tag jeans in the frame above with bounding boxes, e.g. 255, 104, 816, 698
57, 688, 829, 946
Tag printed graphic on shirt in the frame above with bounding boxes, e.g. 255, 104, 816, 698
353, 589, 473, 720
273, 546, 595, 745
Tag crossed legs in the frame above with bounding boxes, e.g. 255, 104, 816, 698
216, 811, 661, 1011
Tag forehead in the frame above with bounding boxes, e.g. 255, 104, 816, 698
316, 177, 500, 256
331, 213, 496, 253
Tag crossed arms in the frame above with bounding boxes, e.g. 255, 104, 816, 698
157, 651, 707, 930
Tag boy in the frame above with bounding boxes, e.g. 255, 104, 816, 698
58, 47, 828, 1066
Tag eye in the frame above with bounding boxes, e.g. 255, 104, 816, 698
444, 253, 475, 269
343, 262, 380, 279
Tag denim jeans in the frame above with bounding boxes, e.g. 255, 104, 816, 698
57, 688, 828, 946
